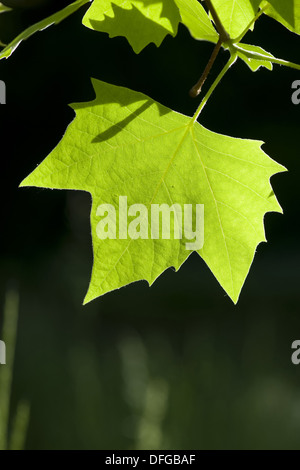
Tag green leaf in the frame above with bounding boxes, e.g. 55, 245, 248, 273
82, 0, 181, 53
0, 2, 11, 46
0, 0, 91, 60
173, 0, 218, 43
210, 0, 259, 38
82, 0, 217, 53
0, 3, 11, 13
20, 79, 285, 304
235, 43, 274, 71
261, 0, 300, 35
233, 41, 300, 71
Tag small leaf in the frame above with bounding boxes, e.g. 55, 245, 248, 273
20, 79, 286, 304
235, 43, 274, 71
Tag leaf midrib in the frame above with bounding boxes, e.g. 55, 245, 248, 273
94, 124, 191, 293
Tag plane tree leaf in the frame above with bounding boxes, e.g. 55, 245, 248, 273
82, 0, 217, 53
209, 0, 260, 39
82, 0, 181, 53
261, 0, 300, 35
20, 79, 285, 304
172, 0, 218, 43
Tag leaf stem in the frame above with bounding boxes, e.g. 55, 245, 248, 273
190, 37, 222, 98
189, 0, 230, 97
202, 0, 230, 41
192, 53, 237, 123
234, 6, 268, 43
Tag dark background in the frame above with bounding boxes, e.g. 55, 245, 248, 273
0, 0, 300, 450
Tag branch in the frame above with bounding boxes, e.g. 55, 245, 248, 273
203, 0, 230, 42
189, 37, 222, 97
189, 0, 230, 98
192, 53, 237, 123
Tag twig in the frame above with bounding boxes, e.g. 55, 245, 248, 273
189, 0, 230, 98
189, 37, 222, 97
192, 53, 238, 123
202, 0, 230, 42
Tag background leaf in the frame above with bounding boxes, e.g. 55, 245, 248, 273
82, 0, 181, 53
262, 0, 300, 35
173, 0, 218, 42
0, 3, 11, 13
210, 0, 259, 38
0, 0, 91, 61
83, 0, 218, 52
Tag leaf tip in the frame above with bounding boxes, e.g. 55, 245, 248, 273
19, 176, 31, 188
83, 290, 94, 306
229, 288, 241, 305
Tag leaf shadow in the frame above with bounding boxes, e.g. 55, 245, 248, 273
92, 100, 152, 143
71, 79, 171, 144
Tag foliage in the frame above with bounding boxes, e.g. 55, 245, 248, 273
1, 0, 300, 303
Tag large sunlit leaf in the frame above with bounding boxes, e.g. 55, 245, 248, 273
20, 79, 285, 304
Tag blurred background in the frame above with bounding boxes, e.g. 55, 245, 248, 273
0, 0, 300, 450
